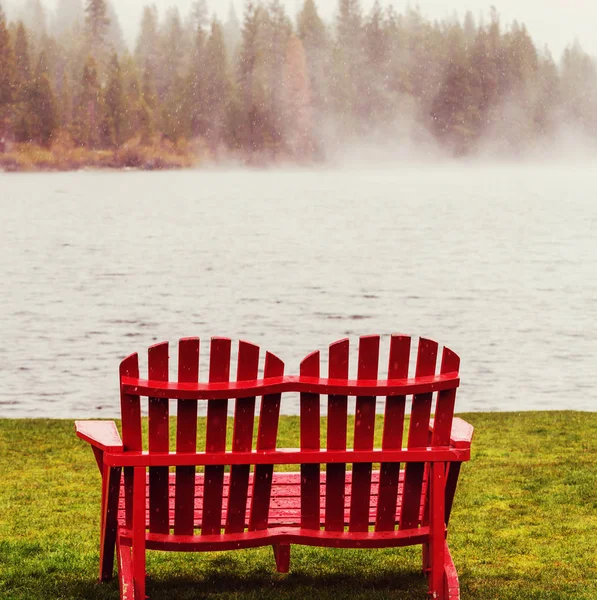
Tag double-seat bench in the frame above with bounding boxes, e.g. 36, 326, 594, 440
76, 334, 473, 600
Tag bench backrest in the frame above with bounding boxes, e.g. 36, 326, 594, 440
119, 334, 460, 535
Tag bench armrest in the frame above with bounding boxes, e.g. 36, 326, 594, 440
428, 417, 474, 450
449, 418, 474, 449
75, 420, 123, 452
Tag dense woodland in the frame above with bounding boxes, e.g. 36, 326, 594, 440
0, 0, 596, 169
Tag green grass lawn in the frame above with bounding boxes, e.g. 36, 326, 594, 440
0, 412, 595, 599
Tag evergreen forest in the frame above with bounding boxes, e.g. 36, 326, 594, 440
0, 0, 596, 170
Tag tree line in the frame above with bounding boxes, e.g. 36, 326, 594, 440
0, 0, 596, 166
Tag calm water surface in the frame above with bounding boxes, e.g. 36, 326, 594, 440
1, 165, 596, 418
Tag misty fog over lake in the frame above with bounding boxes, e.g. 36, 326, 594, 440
1, 164, 595, 418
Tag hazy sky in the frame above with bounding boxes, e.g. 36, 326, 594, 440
36, 0, 597, 58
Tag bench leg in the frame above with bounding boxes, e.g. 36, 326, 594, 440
100, 466, 122, 581
273, 544, 290, 573
132, 467, 146, 600
443, 542, 461, 599
117, 537, 134, 600
428, 462, 447, 599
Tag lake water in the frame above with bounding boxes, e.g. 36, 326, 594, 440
1, 164, 595, 418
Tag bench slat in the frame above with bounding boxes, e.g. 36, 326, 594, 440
118, 471, 420, 530
436, 347, 461, 526
433, 347, 460, 447
148, 342, 170, 535
349, 335, 380, 532
226, 341, 260, 534
201, 338, 231, 535
249, 352, 285, 531
120, 353, 141, 531
174, 338, 200, 535
121, 373, 459, 399
400, 338, 438, 530
325, 339, 349, 532
105, 446, 467, 468
300, 350, 321, 530
376, 334, 410, 531
124, 525, 432, 553
123, 471, 400, 498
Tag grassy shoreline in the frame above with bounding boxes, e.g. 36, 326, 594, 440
0, 139, 198, 172
0, 412, 595, 599
0, 139, 311, 172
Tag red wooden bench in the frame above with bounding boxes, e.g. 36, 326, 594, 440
76, 334, 473, 600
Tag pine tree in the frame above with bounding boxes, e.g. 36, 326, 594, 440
234, 2, 281, 155
160, 7, 187, 91
59, 67, 74, 130
245, 4, 281, 156
105, 1, 125, 55
463, 11, 476, 46
13, 22, 33, 142
332, 0, 365, 130
0, 5, 16, 149
40, 32, 66, 88
29, 52, 58, 146
135, 5, 159, 73
14, 22, 31, 83
186, 8, 208, 138
403, 7, 443, 108
432, 17, 482, 153
85, 0, 109, 59
495, 22, 540, 150
238, 2, 262, 151
533, 49, 559, 137
384, 6, 411, 101
362, 1, 391, 123
74, 55, 102, 147
159, 7, 188, 140
430, 62, 480, 155
337, 0, 363, 45
189, 0, 209, 35
204, 18, 231, 147
135, 8, 160, 138
298, 0, 326, 49
297, 0, 329, 112
560, 42, 597, 135
283, 34, 313, 159
57, 11, 88, 95
470, 26, 500, 132
260, 1, 292, 153
102, 53, 125, 147
502, 22, 538, 93
120, 54, 153, 144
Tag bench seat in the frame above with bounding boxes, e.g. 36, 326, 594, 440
116, 470, 427, 531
